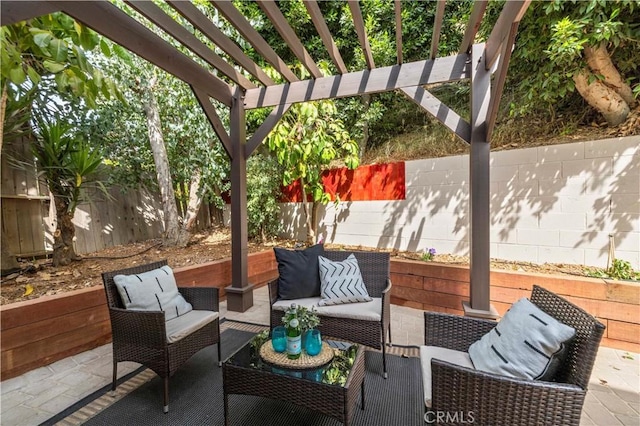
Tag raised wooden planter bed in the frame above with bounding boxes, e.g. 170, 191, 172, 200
1, 252, 637, 380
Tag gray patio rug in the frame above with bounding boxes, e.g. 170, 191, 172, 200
47, 321, 423, 426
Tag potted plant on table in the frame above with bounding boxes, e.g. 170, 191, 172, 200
282, 305, 321, 355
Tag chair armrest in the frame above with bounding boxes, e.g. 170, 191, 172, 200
381, 278, 392, 328
108, 307, 167, 348
431, 359, 586, 425
268, 279, 279, 305
179, 287, 219, 312
424, 312, 496, 351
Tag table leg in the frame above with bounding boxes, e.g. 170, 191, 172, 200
224, 392, 229, 426
361, 379, 365, 410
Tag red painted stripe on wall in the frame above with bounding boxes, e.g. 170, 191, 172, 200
281, 162, 406, 202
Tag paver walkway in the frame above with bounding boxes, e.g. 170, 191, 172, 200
1, 286, 638, 425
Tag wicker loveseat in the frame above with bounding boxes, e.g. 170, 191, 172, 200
102, 260, 221, 413
422, 285, 606, 426
269, 250, 392, 378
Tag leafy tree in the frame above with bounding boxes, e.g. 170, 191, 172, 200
267, 99, 359, 245
247, 154, 282, 242
29, 111, 108, 266
507, 0, 639, 125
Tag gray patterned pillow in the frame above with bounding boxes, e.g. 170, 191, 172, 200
468, 298, 575, 380
317, 254, 372, 306
113, 265, 192, 321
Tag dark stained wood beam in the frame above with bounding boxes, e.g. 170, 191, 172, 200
126, 1, 255, 90
486, 22, 519, 140
246, 103, 291, 157
304, 0, 347, 74
485, 0, 530, 70
1, 1, 60, 26
167, 1, 274, 87
211, 0, 299, 83
464, 42, 497, 319
227, 88, 253, 312
430, 0, 446, 60
400, 86, 470, 143
258, 1, 323, 79
394, 0, 403, 65
243, 54, 469, 109
348, 1, 375, 69
54, 0, 232, 106
459, 0, 488, 54
192, 87, 232, 159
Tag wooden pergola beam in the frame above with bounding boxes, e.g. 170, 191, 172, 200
211, 0, 299, 83
430, 0, 446, 60
192, 87, 232, 159
400, 86, 471, 143
485, 0, 530, 70
167, 0, 274, 86
394, 0, 403, 65
243, 54, 469, 109
1, 1, 60, 26
55, 0, 233, 106
487, 21, 520, 141
459, 0, 487, 54
125, 1, 255, 90
304, 0, 347, 74
348, 0, 375, 70
258, 1, 323, 79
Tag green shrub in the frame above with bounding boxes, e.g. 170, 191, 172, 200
247, 154, 282, 242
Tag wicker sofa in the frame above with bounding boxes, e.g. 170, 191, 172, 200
422, 285, 605, 425
269, 250, 392, 378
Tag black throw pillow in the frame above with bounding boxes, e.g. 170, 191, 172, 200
274, 244, 324, 300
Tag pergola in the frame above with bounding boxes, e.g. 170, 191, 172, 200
2, 0, 531, 317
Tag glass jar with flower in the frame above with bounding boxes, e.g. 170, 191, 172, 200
282, 305, 322, 355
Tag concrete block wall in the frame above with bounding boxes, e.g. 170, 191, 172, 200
279, 136, 639, 269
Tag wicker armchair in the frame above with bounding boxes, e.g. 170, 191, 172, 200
102, 260, 221, 413
424, 285, 606, 426
269, 250, 392, 378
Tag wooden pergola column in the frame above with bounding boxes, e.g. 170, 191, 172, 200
226, 88, 254, 312
463, 44, 498, 319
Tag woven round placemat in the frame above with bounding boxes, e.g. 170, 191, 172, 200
259, 340, 334, 369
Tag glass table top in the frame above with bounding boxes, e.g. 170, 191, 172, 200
225, 330, 359, 387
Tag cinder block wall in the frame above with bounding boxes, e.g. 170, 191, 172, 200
279, 136, 639, 269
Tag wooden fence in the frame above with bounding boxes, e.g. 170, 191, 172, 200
1, 134, 212, 257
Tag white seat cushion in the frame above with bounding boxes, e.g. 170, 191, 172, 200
273, 297, 382, 321
165, 310, 218, 344
420, 346, 474, 408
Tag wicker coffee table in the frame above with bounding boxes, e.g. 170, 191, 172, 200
223, 335, 365, 426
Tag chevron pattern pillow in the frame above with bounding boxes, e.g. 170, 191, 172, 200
317, 254, 372, 306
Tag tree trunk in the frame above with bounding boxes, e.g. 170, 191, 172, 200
585, 43, 636, 107
0, 84, 7, 155
574, 70, 629, 126
574, 43, 633, 126
51, 197, 78, 266
179, 169, 203, 246
299, 176, 315, 245
143, 78, 189, 247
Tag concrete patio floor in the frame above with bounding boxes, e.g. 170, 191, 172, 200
1, 285, 638, 425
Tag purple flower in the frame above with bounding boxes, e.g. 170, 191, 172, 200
428, 248, 436, 256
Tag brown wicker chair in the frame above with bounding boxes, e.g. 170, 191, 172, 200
424, 285, 606, 426
102, 260, 221, 413
269, 250, 392, 378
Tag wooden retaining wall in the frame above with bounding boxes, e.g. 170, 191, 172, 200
390, 259, 640, 352
0, 250, 277, 380
1, 253, 637, 380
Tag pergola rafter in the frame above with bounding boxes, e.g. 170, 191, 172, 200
2, 0, 531, 316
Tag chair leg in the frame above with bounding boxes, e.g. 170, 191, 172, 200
163, 377, 169, 414
218, 341, 222, 367
110, 360, 118, 396
382, 326, 388, 379
388, 324, 392, 347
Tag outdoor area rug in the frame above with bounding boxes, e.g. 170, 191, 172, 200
45, 321, 423, 426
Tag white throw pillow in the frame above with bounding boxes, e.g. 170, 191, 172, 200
113, 265, 192, 321
317, 254, 372, 306
468, 298, 575, 380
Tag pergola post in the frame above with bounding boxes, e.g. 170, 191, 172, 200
226, 88, 254, 312
463, 43, 498, 319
